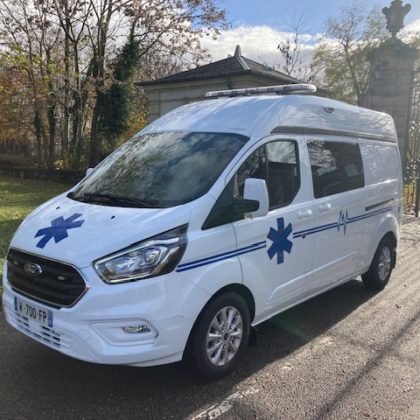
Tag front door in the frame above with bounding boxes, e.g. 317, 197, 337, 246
231, 137, 315, 324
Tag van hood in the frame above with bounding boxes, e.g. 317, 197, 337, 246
10, 193, 191, 268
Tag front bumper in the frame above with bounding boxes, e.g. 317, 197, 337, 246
2, 262, 210, 367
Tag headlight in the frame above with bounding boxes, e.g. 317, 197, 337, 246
94, 225, 188, 284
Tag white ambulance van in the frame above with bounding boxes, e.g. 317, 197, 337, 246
2, 84, 403, 379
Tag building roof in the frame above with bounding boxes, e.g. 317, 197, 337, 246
139, 45, 301, 87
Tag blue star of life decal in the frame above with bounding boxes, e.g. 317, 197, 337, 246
35, 213, 85, 249
267, 217, 293, 264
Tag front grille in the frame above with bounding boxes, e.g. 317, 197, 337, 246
7, 249, 87, 308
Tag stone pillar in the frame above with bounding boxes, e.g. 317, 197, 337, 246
360, 1, 418, 173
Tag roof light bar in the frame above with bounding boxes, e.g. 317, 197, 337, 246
205, 83, 317, 99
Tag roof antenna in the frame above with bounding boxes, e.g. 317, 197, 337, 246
234, 45, 242, 57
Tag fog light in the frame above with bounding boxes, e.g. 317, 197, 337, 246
121, 324, 151, 334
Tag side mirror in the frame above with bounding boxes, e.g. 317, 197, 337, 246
86, 167, 94, 177
243, 178, 269, 218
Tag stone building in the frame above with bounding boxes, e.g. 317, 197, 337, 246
139, 46, 304, 122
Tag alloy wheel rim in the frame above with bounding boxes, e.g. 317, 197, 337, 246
206, 306, 243, 366
378, 246, 392, 281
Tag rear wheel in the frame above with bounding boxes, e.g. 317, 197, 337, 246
191, 292, 250, 380
362, 237, 394, 290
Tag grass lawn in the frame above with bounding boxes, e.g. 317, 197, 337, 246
0, 177, 71, 288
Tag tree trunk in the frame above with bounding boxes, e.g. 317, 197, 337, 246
89, 96, 102, 166
47, 99, 56, 168
34, 108, 42, 168
88, 0, 113, 167
46, 49, 56, 169
70, 43, 88, 168
62, 2, 71, 160
344, 45, 361, 102
33, 101, 46, 168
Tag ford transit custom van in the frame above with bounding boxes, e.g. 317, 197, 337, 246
2, 84, 403, 379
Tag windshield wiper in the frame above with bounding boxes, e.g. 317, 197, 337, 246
68, 192, 158, 208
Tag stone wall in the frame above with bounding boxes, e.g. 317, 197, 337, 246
142, 74, 283, 122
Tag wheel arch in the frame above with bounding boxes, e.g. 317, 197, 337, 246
365, 213, 399, 267
182, 283, 256, 359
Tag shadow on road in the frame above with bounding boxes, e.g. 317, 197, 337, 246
1, 279, 377, 419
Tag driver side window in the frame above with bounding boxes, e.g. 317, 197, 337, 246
234, 145, 267, 197
234, 140, 300, 210
203, 140, 299, 229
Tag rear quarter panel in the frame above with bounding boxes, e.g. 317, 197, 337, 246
359, 140, 402, 268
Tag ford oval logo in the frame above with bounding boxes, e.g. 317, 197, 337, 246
23, 263, 43, 276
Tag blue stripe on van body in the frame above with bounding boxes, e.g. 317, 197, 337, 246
176, 241, 266, 272
293, 207, 392, 239
177, 206, 393, 272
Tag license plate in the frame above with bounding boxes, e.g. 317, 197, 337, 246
14, 296, 53, 328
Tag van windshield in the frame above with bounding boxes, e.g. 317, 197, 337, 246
69, 131, 248, 208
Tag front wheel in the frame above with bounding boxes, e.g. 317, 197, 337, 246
191, 292, 250, 380
362, 237, 395, 290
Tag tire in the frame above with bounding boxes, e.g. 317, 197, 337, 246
362, 237, 395, 290
191, 292, 250, 380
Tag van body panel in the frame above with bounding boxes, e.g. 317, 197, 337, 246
2, 263, 210, 366
233, 201, 316, 324
357, 183, 400, 270
10, 194, 191, 268
304, 136, 364, 295
307, 188, 363, 295
364, 212, 400, 270
2, 93, 403, 369
141, 96, 282, 139
141, 95, 397, 143
175, 223, 244, 296
360, 141, 402, 185
275, 97, 397, 140
358, 139, 402, 268
229, 136, 316, 323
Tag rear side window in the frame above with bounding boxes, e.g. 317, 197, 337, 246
308, 141, 364, 199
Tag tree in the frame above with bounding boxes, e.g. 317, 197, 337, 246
0, 0, 227, 168
277, 12, 312, 81
0, 0, 63, 167
96, 34, 140, 152
87, 0, 227, 165
406, 35, 420, 213
311, 2, 387, 104
0, 62, 33, 157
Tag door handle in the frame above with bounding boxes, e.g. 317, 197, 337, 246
297, 209, 313, 219
318, 203, 332, 212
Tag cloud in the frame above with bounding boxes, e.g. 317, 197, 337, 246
201, 20, 419, 76
403, 18, 420, 35
404, 18, 420, 32
201, 25, 325, 73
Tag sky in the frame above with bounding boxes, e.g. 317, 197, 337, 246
201, 0, 420, 71
221, 0, 420, 34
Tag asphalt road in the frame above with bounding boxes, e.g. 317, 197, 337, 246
1, 220, 419, 420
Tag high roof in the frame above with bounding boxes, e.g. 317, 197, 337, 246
141, 94, 397, 142
139, 45, 300, 87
